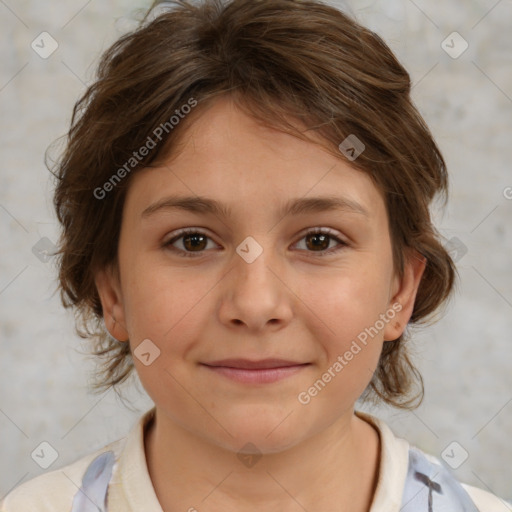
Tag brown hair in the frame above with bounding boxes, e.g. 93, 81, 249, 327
51, 0, 456, 408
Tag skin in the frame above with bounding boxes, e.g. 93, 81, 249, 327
95, 95, 425, 512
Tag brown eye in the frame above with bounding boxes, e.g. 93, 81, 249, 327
165, 227, 347, 258
305, 232, 330, 251
182, 233, 208, 251
165, 229, 217, 257
294, 228, 347, 256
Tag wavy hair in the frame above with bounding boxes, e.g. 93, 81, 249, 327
51, 0, 457, 408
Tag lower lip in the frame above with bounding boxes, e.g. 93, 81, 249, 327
201, 364, 309, 384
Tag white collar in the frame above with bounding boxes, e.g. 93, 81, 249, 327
111, 408, 410, 511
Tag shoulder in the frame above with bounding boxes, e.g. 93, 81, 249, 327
0, 438, 124, 512
355, 411, 511, 512
404, 446, 511, 512
462, 483, 512, 512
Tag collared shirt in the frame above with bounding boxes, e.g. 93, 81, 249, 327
2, 408, 509, 511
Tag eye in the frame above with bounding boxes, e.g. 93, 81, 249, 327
163, 228, 219, 258
293, 228, 347, 256
163, 227, 347, 258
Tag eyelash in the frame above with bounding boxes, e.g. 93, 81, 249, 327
163, 227, 348, 258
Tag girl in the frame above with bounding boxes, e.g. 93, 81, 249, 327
2, 1, 509, 510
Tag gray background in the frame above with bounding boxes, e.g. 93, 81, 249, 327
1, 0, 511, 503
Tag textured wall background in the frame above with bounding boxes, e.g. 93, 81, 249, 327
1, 0, 511, 503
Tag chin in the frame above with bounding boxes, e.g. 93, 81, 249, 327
209, 411, 307, 455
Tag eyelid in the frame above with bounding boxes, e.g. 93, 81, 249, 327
163, 226, 348, 257
296, 226, 344, 241
293, 227, 348, 256
162, 228, 218, 250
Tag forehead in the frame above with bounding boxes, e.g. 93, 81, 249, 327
124, 96, 387, 224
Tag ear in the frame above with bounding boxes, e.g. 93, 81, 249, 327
94, 264, 129, 342
383, 249, 426, 341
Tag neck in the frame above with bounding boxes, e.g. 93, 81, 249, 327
144, 408, 381, 512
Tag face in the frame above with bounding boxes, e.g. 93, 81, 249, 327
96, 96, 425, 454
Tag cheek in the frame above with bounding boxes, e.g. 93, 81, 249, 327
305, 264, 392, 342
299, 287, 385, 413
122, 262, 211, 406
120, 255, 208, 350
298, 261, 391, 393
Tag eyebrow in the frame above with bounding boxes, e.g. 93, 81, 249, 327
141, 194, 369, 220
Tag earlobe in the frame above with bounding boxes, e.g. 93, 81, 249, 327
383, 250, 426, 341
94, 265, 129, 343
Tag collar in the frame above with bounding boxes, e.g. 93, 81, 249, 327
112, 408, 410, 512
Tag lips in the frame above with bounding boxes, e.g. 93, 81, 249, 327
200, 359, 311, 384
202, 358, 308, 370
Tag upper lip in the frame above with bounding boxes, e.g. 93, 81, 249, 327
202, 358, 309, 370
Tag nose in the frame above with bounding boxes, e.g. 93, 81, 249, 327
217, 238, 293, 332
